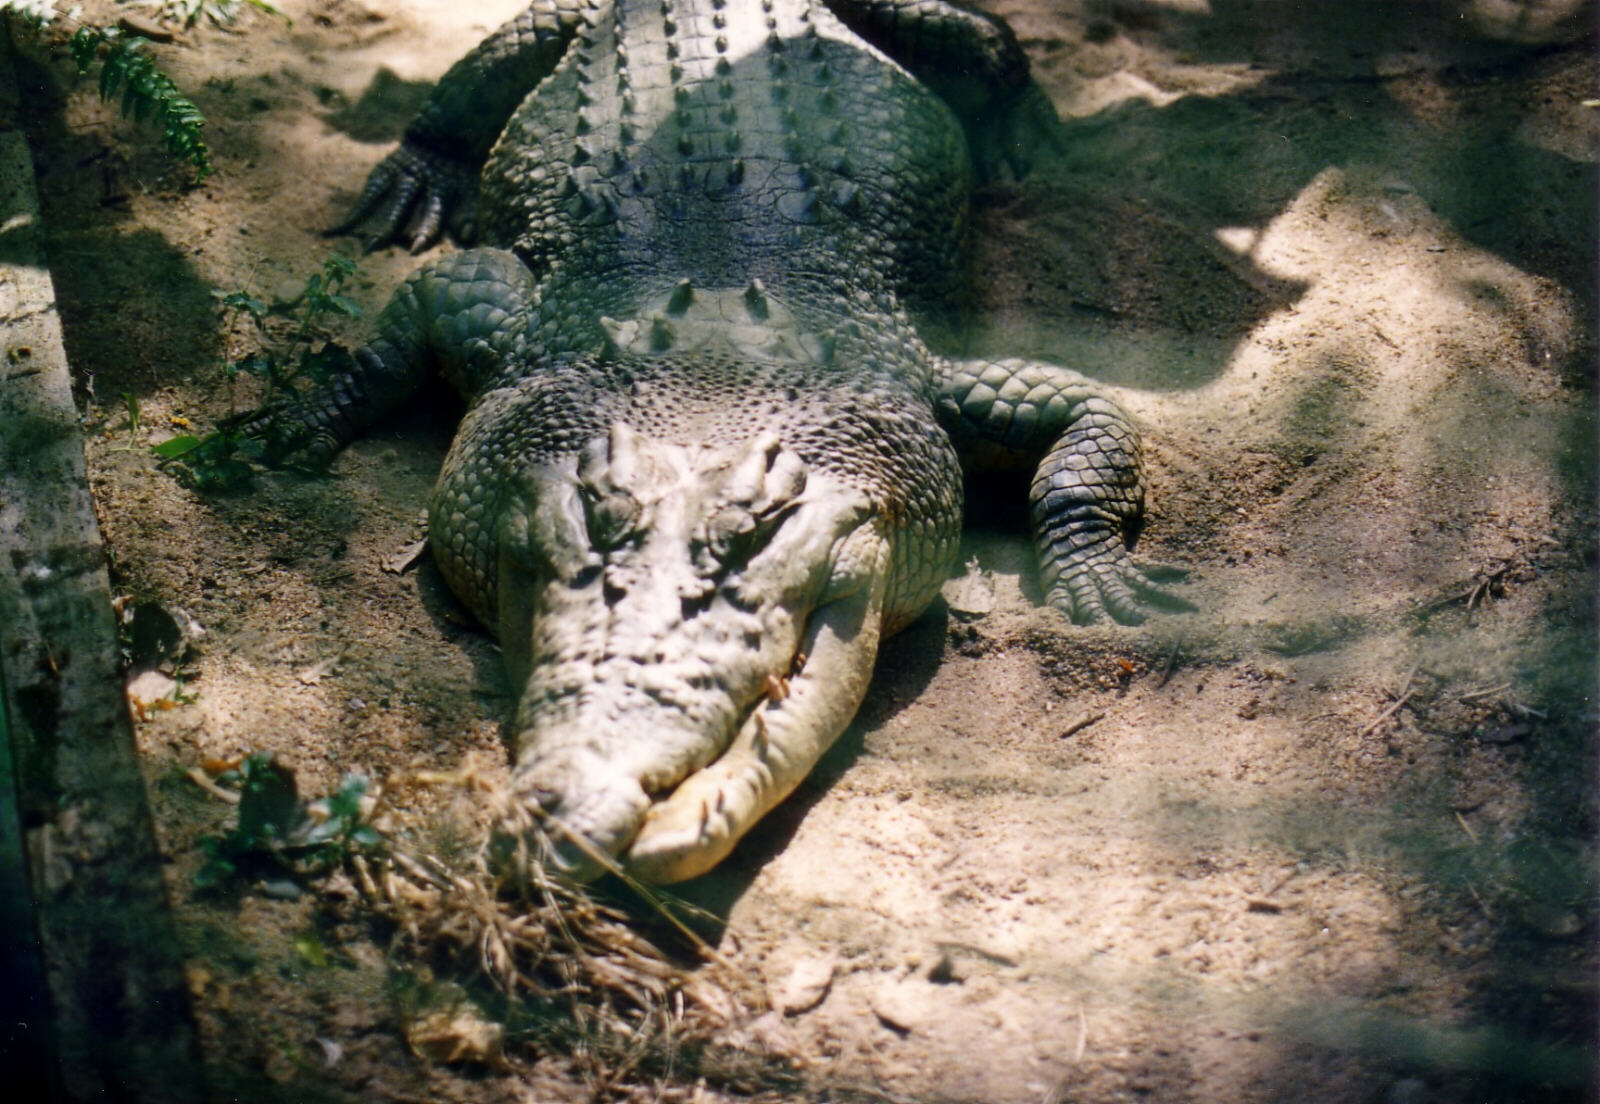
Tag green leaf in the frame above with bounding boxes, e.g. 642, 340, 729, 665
192, 855, 235, 890
216, 290, 269, 319
245, 0, 292, 24
300, 818, 342, 846
152, 434, 202, 459
294, 932, 329, 969
328, 773, 370, 821
324, 294, 362, 319
236, 352, 276, 379
322, 255, 359, 283
236, 754, 303, 843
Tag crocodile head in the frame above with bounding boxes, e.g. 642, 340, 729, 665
493, 422, 887, 883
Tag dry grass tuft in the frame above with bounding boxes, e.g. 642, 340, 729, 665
339, 767, 765, 1091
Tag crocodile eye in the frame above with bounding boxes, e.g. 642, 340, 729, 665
583, 490, 642, 550
705, 504, 757, 564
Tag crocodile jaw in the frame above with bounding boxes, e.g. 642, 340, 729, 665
494, 425, 881, 881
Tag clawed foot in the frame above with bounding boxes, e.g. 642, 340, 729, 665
327, 141, 479, 253
219, 404, 339, 471
1045, 538, 1192, 626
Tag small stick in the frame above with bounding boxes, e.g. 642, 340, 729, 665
1262, 865, 1300, 898
1454, 810, 1479, 845
1059, 712, 1104, 739
187, 767, 241, 804
1153, 642, 1180, 689
1357, 667, 1418, 739
1074, 1003, 1088, 1063
1357, 691, 1415, 739
1459, 683, 1512, 702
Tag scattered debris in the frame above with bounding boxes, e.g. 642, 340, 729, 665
125, 668, 183, 720
945, 557, 995, 620
297, 655, 340, 686
869, 979, 927, 1035
404, 1004, 505, 1067
1476, 722, 1531, 745
384, 537, 429, 575
314, 1037, 343, 1069
769, 955, 836, 1016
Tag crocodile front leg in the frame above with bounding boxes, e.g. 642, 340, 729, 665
237, 249, 538, 466
331, 0, 588, 250
937, 357, 1188, 624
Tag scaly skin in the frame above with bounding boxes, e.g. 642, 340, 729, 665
249, 0, 1185, 883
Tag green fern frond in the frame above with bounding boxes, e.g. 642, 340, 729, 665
68, 26, 213, 180
132, 1, 290, 30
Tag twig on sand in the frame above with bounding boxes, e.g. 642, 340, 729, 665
1153, 642, 1181, 689
1357, 666, 1418, 739
1059, 712, 1104, 739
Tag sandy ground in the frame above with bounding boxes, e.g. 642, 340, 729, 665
13, 0, 1597, 1100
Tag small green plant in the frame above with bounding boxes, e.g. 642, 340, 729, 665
195, 753, 384, 891
154, 256, 363, 490
232, 254, 363, 396
122, 390, 141, 445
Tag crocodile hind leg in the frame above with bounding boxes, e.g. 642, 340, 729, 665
937, 357, 1188, 625
823, 0, 1030, 109
823, 0, 1056, 178
237, 249, 539, 467
331, 0, 587, 250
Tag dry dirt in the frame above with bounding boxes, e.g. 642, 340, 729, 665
13, 0, 1598, 1100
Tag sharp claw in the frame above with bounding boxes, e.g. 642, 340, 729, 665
410, 191, 446, 253
329, 144, 475, 247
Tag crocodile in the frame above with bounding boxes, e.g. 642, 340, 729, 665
251, 0, 1183, 883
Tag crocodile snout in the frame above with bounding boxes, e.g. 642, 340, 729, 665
507, 749, 653, 881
